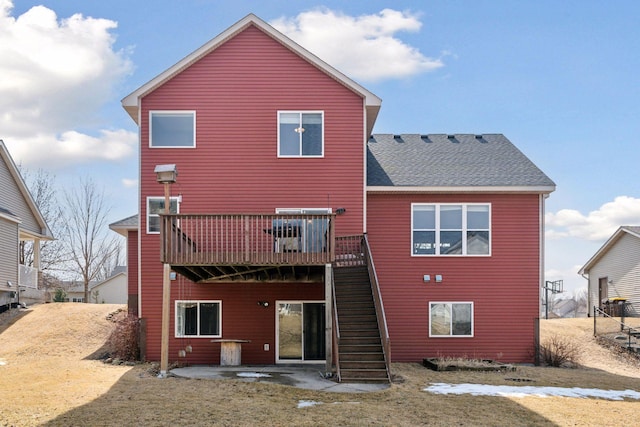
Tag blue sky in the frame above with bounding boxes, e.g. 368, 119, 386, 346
2, 0, 640, 294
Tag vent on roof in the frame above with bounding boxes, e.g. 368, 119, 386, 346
420, 135, 432, 143
393, 135, 403, 142
447, 135, 459, 143
368, 135, 376, 142
475, 134, 488, 143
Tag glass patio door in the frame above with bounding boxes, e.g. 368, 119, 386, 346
277, 302, 325, 362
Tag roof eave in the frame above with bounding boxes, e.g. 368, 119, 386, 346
579, 226, 640, 274
121, 13, 381, 125
0, 140, 54, 239
367, 185, 556, 194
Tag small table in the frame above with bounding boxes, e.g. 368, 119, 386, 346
211, 339, 251, 366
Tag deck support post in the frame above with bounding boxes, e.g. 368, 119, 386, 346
325, 263, 333, 376
158, 262, 171, 378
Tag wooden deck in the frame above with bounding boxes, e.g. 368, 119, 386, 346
160, 213, 339, 282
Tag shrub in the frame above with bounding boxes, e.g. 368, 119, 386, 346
53, 288, 66, 302
539, 334, 581, 367
107, 313, 140, 361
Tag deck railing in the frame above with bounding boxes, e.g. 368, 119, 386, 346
160, 213, 335, 266
363, 233, 391, 379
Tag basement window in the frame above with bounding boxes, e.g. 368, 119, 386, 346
429, 302, 473, 337
175, 301, 222, 338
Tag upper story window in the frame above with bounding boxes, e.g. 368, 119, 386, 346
278, 111, 323, 157
147, 196, 180, 234
150, 111, 196, 148
412, 203, 490, 256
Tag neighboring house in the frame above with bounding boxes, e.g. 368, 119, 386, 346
63, 267, 128, 304
109, 215, 139, 314
116, 14, 554, 380
579, 226, 640, 317
548, 298, 587, 319
0, 140, 54, 310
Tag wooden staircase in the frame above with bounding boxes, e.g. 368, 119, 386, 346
333, 265, 389, 383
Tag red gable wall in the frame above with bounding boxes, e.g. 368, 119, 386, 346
367, 192, 543, 363
137, 25, 366, 362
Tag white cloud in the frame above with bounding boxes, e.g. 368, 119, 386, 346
271, 8, 443, 83
0, 0, 134, 166
121, 178, 138, 188
546, 196, 640, 241
5, 129, 137, 169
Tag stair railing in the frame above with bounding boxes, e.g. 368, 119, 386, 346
363, 233, 391, 381
331, 267, 341, 382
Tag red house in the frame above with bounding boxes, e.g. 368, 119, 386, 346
116, 14, 554, 381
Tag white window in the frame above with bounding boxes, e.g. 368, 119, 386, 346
429, 302, 473, 337
146, 197, 180, 234
412, 203, 490, 256
278, 111, 323, 157
150, 111, 196, 147
175, 300, 222, 338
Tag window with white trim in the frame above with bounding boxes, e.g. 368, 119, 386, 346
278, 111, 323, 157
175, 300, 222, 338
412, 203, 490, 255
429, 302, 473, 337
147, 196, 179, 234
150, 111, 196, 147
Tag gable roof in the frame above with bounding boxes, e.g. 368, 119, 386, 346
579, 226, 640, 274
0, 140, 53, 239
122, 13, 382, 137
109, 214, 138, 237
367, 134, 555, 193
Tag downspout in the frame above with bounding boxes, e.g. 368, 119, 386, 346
537, 193, 549, 365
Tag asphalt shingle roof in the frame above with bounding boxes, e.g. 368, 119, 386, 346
367, 134, 555, 189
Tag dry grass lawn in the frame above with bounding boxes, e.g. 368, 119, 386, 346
1, 303, 640, 426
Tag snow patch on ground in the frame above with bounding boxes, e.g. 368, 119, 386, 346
0, 359, 6, 366
298, 400, 361, 408
236, 372, 272, 378
298, 400, 323, 408
424, 383, 640, 400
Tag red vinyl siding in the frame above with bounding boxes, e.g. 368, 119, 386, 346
367, 192, 542, 363
138, 25, 364, 364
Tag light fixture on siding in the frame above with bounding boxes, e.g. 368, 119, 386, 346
258, 301, 269, 307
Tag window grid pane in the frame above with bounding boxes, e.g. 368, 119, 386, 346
412, 204, 490, 256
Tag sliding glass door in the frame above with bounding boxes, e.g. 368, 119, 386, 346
277, 302, 325, 362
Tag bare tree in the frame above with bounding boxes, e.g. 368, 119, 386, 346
18, 167, 68, 272
570, 288, 588, 317
62, 178, 119, 303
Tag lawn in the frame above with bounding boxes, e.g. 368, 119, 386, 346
1, 304, 639, 426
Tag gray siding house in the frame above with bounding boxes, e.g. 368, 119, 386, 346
579, 226, 640, 317
0, 140, 53, 309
